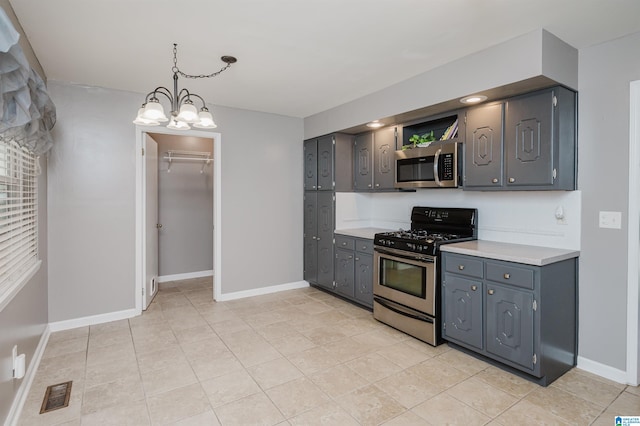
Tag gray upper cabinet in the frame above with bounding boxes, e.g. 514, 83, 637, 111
463, 86, 576, 191
465, 102, 504, 188
304, 133, 354, 192
353, 127, 396, 191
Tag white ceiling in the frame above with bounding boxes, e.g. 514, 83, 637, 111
8, 0, 640, 118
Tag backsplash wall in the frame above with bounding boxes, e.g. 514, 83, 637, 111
336, 190, 581, 250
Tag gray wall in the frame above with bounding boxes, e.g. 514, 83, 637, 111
0, 161, 48, 424
0, 3, 49, 422
578, 31, 640, 370
47, 82, 303, 321
151, 134, 214, 277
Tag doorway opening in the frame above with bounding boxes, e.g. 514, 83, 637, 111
135, 127, 222, 312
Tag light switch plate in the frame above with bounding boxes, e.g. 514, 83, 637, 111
599, 211, 622, 229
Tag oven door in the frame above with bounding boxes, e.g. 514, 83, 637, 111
373, 247, 435, 315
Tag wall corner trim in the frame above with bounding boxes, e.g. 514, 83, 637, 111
577, 356, 634, 385
49, 308, 139, 332
5, 324, 50, 426
216, 280, 309, 302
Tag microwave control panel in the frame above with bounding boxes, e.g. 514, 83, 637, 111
441, 153, 454, 181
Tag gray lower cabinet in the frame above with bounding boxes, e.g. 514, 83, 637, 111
353, 127, 396, 191
333, 235, 374, 308
303, 191, 335, 290
441, 252, 577, 385
464, 86, 577, 190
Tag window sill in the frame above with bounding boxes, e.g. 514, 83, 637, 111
0, 260, 43, 313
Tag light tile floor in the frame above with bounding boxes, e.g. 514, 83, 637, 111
18, 277, 640, 425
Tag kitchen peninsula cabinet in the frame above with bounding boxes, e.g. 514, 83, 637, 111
441, 241, 578, 385
353, 127, 396, 191
334, 235, 374, 308
464, 86, 576, 191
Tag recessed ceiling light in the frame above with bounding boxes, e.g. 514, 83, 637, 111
460, 95, 488, 104
366, 120, 384, 128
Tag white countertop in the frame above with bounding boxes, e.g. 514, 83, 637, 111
334, 227, 394, 240
440, 240, 580, 266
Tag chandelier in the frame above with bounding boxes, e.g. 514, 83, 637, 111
133, 44, 237, 130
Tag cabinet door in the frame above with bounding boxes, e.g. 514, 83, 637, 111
304, 139, 317, 190
335, 248, 355, 298
317, 135, 334, 191
354, 133, 374, 190
485, 284, 534, 370
504, 90, 554, 187
442, 274, 483, 350
354, 252, 373, 307
373, 127, 395, 190
303, 192, 318, 283
316, 192, 335, 289
465, 103, 504, 188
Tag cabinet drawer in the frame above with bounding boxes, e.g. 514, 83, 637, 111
486, 262, 534, 289
335, 235, 355, 250
355, 238, 374, 254
445, 254, 484, 279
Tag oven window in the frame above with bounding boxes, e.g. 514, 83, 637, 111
379, 258, 426, 298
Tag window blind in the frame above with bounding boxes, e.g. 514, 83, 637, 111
0, 138, 38, 293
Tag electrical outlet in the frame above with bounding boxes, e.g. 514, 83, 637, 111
599, 211, 622, 229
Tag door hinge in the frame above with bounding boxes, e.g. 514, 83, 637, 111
552, 168, 557, 180
443, 322, 446, 329
532, 353, 537, 365
332, 137, 336, 145
142, 286, 145, 297
141, 147, 145, 156
552, 95, 558, 107
533, 299, 537, 311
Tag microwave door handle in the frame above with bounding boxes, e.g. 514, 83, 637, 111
433, 148, 442, 187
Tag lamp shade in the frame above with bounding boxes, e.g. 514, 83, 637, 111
193, 110, 217, 129
133, 108, 160, 125
141, 101, 168, 122
176, 102, 199, 123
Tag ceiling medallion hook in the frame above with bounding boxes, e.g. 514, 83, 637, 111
133, 43, 238, 130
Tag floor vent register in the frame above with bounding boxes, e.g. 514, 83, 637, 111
40, 381, 72, 414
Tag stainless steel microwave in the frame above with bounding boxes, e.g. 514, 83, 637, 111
394, 142, 460, 189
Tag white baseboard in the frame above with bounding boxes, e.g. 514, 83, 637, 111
6, 324, 51, 426
216, 280, 309, 302
49, 308, 139, 332
577, 355, 634, 385
158, 270, 213, 283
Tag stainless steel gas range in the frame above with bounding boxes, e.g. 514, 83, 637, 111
373, 206, 477, 346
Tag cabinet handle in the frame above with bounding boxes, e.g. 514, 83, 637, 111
316, 237, 321, 241
368, 184, 372, 188
312, 236, 316, 240
375, 184, 380, 187
458, 265, 465, 270
312, 185, 316, 189
504, 273, 511, 279
342, 242, 347, 246
492, 178, 498, 184
348, 255, 353, 259
318, 185, 322, 189
471, 285, 477, 291
508, 177, 515, 183
488, 289, 495, 295
355, 257, 360, 261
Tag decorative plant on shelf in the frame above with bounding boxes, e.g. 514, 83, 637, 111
403, 131, 435, 150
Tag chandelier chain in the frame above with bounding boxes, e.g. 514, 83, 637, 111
172, 43, 233, 80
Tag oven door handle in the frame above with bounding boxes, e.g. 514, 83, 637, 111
374, 297, 434, 323
374, 248, 435, 263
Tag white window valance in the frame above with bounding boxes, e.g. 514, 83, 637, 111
0, 6, 56, 155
